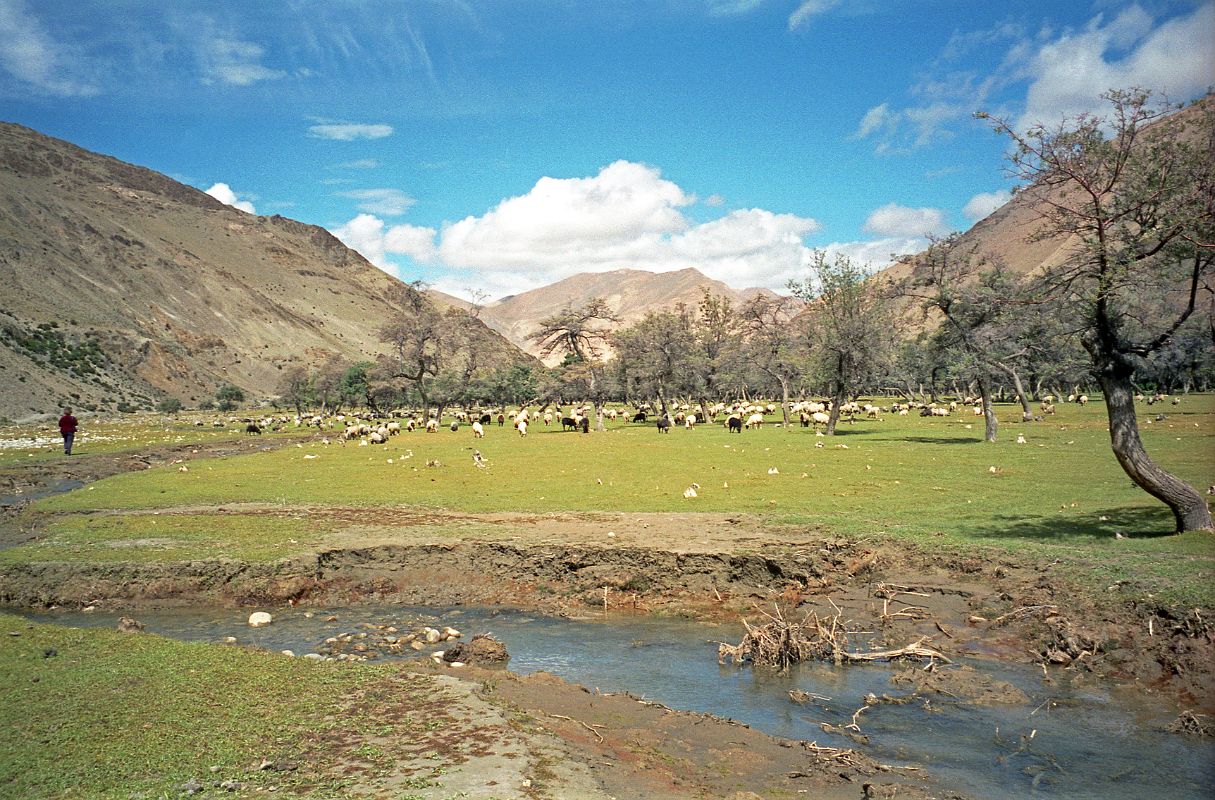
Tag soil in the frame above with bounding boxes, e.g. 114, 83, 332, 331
1, 443, 1211, 799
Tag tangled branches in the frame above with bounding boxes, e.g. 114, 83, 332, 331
718, 602, 950, 672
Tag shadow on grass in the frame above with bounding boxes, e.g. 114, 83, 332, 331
865, 435, 983, 445
969, 506, 1178, 542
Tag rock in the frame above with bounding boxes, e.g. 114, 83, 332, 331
423, 627, 442, 644
223, 636, 238, 644
248, 612, 273, 628
409, 640, 425, 651
219, 779, 244, 791
442, 633, 510, 666
117, 617, 145, 633
179, 778, 203, 795
303, 653, 324, 660
280, 650, 295, 657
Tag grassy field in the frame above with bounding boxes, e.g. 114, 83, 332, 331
0, 611, 420, 799
4, 398, 1215, 606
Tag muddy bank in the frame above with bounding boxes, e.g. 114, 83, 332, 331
2, 534, 1211, 714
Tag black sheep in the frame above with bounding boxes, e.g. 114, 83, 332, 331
727, 417, 742, 433
579, 417, 590, 433
631, 411, 647, 423
656, 418, 671, 433
245, 423, 262, 435
561, 417, 578, 431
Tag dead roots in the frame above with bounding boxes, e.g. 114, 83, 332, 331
718, 602, 950, 671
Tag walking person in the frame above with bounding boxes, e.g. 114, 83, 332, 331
58, 407, 78, 455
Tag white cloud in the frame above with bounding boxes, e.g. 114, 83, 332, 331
703, 193, 726, 207
333, 159, 380, 169
863, 203, 950, 238
707, 0, 766, 16
821, 237, 926, 268
439, 161, 694, 270
962, 190, 1011, 221
789, 0, 842, 31
307, 122, 394, 141
330, 213, 437, 275
336, 188, 416, 216
1018, 3, 1215, 130
433, 161, 821, 296
855, 4, 1215, 153
204, 182, 256, 214
0, 0, 99, 96
200, 37, 285, 86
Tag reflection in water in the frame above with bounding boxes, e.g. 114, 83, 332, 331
26, 605, 1213, 800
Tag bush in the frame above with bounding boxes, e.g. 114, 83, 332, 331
215, 384, 245, 412
157, 398, 183, 415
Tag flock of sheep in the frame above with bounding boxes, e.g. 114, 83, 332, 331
193, 391, 1112, 448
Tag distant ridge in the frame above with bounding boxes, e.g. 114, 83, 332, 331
480, 267, 783, 364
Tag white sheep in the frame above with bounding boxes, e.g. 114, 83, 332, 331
746, 412, 764, 429
472, 421, 485, 438
517, 419, 528, 436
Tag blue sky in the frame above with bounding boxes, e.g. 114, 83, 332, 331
2, 0, 1212, 300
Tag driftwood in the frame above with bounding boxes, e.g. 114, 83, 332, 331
718, 603, 949, 671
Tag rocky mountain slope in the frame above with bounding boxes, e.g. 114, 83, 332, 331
480, 268, 781, 364
0, 122, 521, 422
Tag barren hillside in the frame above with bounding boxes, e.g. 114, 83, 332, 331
0, 122, 521, 421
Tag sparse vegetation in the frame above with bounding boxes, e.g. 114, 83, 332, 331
1, 320, 109, 377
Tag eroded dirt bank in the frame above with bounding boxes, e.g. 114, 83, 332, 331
2, 529, 1211, 713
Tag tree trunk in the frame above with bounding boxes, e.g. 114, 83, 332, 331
1097, 368, 1213, 532
995, 363, 1034, 422
977, 375, 997, 442
826, 380, 845, 436
779, 377, 791, 429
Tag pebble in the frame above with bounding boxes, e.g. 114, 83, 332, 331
280, 650, 295, 657
248, 612, 273, 628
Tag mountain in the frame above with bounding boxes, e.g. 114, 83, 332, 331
0, 122, 523, 421
481, 267, 784, 364
879, 93, 1214, 326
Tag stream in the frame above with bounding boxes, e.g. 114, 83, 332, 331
24, 605, 1213, 799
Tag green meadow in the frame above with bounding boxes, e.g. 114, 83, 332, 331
6, 398, 1214, 606
0, 612, 430, 799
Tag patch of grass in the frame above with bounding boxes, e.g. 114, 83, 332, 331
0, 512, 335, 564
0, 612, 402, 798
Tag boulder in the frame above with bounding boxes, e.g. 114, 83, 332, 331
442, 633, 509, 666
247, 612, 273, 628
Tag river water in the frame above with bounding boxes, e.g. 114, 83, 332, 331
26, 605, 1213, 799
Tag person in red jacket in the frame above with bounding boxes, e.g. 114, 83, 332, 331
58, 408, 78, 455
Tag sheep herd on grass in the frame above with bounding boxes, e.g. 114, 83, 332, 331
171, 388, 1145, 450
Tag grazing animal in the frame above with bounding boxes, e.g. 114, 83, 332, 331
245, 423, 262, 435
727, 416, 743, 433
478, 413, 492, 425
656, 417, 671, 433
579, 416, 590, 433
517, 419, 528, 436
472, 421, 485, 438
497, 413, 505, 426
631, 411, 647, 423
561, 417, 578, 431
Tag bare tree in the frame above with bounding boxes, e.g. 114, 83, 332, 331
981, 89, 1213, 532
790, 251, 892, 434
527, 298, 618, 430
737, 294, 802, 428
